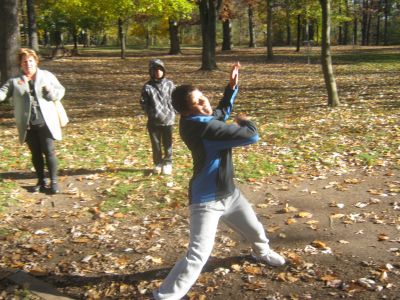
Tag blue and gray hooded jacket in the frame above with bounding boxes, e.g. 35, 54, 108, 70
179, 86, 259, 204
140, 59, 176, 126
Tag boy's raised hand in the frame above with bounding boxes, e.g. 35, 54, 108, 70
229, 62, 241, 89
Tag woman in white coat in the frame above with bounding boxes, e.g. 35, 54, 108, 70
0, 48, 65, 194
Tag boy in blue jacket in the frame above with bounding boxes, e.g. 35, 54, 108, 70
153, 63, 285, 300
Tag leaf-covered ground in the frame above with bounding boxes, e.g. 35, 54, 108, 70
0, 46, 399, 299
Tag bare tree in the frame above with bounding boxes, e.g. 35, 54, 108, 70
118, 18, 126, 59
220, 0, 233, 51
27, 0, 39, 52
221, 19, 232, 50
247, 2, 256, 47
0, 0, 20, 84
296, 14, 301, 51
383, 0, 390, 45
198, 0, 222, 70
266, 0, 273, 60
285, 0, 291, 46
169, 19, 181, 54
319, 0, 340, 107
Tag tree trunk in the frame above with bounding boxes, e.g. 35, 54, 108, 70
51, 30, 65, 58
338, 5, 343, 44
83, 30, 90, 47
361, 0, 369, 45
19, 0, 27, 46
0, 0, 20, 84
248, 5, 256, 48
26, 0, 39, 52
101, 33, 108, 46
343, 0, 350, 45
199, 0, 219, 71
266, 0, 273, 60
72, 30, 79, 55
118, 17, 126, 59
353, 13, 358, 45
145, 26, 150, 49
54, 30, 63, 48
305, 18, 309, 43
376, 5, 381, 45
366, 3, 372, 45
319, 0, 340, 107
221, 19, 232, 51
383, 0, 389, 45
169, 19, 181, 55
296, 14, 301, 52
285, 0, 291, 46
44, 30, 50, 47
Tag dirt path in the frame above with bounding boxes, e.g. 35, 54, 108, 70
1, 166, 399, 299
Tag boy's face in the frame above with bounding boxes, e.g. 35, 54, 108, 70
154, 68, 164, 79
187, 89, 212, 116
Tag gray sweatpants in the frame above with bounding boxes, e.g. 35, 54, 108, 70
153, 188, 271, 300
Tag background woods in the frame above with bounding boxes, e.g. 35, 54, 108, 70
2, 0, 399, 104
7, 0, 400, 55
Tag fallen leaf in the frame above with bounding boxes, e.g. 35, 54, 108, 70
286, 218, 297, 225
267, 225, 280, 233
321, 274, 338, 282
378, 233, 389, 241
296, 211, 313, 218
338, 240, 350, 244
312, 240, 329, 249
243, 265, 263, 275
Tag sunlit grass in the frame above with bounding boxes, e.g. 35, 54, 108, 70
0, 47, 399, 211
0, 180, 20, 212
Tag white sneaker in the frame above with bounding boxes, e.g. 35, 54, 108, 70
153, 164, 162, 174
251, 249, 286, 267
162, 163, 172, 175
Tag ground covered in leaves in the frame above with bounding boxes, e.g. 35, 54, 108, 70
0, 46, 399, 299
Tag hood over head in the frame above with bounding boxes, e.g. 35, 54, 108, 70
149, 59, 166, 81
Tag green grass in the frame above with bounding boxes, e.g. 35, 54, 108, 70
357, 152, 378, 166
0, 227, 12, 239
334, 52, 400, 65
235, 152, 278, 180
0, 180, 20, 212
99, 169, 188, 214
0, 47, 399, 215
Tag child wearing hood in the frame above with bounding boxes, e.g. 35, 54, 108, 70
140, 59, 176, 175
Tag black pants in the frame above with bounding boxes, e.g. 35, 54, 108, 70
25, 125, 58, 182
147, 122, 173, 166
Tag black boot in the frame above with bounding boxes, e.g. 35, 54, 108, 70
33, 179, 48, 193
50, 181, 60, 194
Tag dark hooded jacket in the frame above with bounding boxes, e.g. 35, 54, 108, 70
140, 59, 176, 126
179, 86, 259, 204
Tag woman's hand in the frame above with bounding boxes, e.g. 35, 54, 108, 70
42, 86, 55, 101
42, 86, 49, 97
229, 62, 241, 89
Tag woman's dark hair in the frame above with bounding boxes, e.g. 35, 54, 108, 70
172, 85, 197, 113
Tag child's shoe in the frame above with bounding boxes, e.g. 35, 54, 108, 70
251, 249, 285, 267
162, 163, 172, 175
153, 164, 162, 174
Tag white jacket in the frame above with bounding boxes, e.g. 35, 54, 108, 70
0, 68, 65, 144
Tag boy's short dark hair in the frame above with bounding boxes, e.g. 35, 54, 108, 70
172, 85, 197, 113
